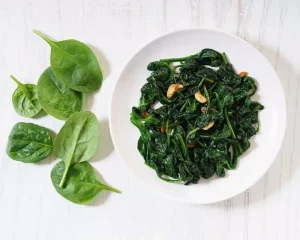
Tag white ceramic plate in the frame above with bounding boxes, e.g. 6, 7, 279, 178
110, 28, 286, 204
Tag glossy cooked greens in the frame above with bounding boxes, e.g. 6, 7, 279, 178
7, 122, 53, 163
33, 30, 102, 93
10, 75, 42, 117
130, 49, 264, 185
51, 161, 120, 204
37, 67, 83, 120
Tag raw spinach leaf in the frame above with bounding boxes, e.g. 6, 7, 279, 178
10, 75, 42, 117
51, 161, 120, 204
6, 122, 53, 163
37, 67, 83, 120
33, 30, 102, 93
53, 111, 100, 188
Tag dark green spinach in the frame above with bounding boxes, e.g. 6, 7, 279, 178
51, 161, 120, 204
33, 30, 102, 93
37, 67, 83, 120
10, 75, 42, 117
7, 122, 53, 163
130, 49, 264, 185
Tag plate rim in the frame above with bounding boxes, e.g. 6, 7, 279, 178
109, 27, 287, 204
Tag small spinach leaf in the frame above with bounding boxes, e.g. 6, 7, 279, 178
6, 122, 53, 163
10, 75, 42, 117
33, 30, 102, 93
53, 111, 100, 188
37, 67, 83, 120
51, 161, 120, 204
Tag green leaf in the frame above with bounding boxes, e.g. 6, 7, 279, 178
51, 161, 120, 204
217, 63, 241, 86
37, 67, 83, 120
33, 30, 102, 93
53, 111, 100, 188
10, 75, 42, 117
6, 122, 53, 163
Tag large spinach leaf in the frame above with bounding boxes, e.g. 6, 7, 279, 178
53, 111, 100, 188
33, 30, 102, 93
10, 75, 42, 117
37, 67, 83, 120
7, 122, 53, 163
51, 161, 120, 204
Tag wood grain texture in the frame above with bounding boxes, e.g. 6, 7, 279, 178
0, 0, 299, 239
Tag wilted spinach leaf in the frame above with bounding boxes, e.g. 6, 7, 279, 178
37, 67, 83, 120
6, 122, 53, 163
51, 161, 120, 204
10, 75, 42, 118
33, 30, 102, 93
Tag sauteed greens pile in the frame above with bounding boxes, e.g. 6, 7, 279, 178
130, 49, 264, 185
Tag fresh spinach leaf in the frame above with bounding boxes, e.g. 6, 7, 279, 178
6, 122, 53, 163
51, 161, 120, 204
37, 67, 83, 120
10, 75, 42, 117
33, 30, 102, 93
53, 111, 100, 188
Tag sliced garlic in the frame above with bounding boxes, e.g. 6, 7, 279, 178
167, 84, 184, 98
202, 121, 214, 130
195, 90, 207, 103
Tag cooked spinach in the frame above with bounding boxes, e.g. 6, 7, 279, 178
37, 67, 83, 120
51, 161, 120, 204
53, 111, 100, 188
33, 30, 102, 93
6, 122, 53, 163
10, 75, 42, 117
130, 49, 264, 185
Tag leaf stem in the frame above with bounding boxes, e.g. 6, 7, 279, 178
224, 107, 243, 153
196, 140, 206, 147
224, 107, 236, 139
32, 29, 54, 45
204, 77, 215, 83
158, 175, 182, 183
59, 161, 71, 188
10, 75, 23, 87
197, 78, 214, 89
186, 127, 200, 142
160, 54, 197, 63
180, 100, 189, 112
166, 120, 170, 145
203, 85, 210, 109
214, 92, 221, 109
222, 52, 228, 64
102, 185, 121, 194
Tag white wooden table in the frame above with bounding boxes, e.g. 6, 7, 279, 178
0, 0, 299, 239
